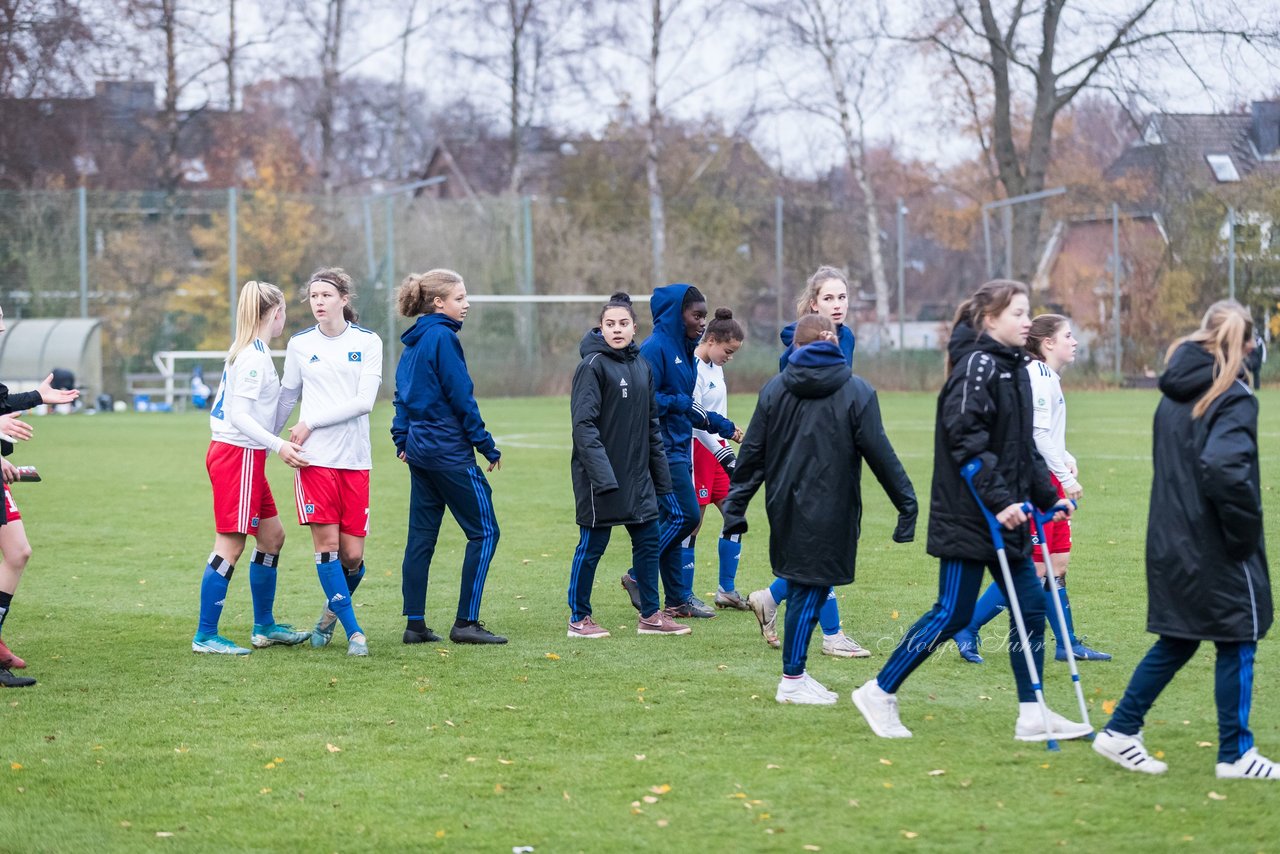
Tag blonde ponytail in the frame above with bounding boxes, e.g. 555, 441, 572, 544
1165, 300, 1253, 419
228, 280, 285, 364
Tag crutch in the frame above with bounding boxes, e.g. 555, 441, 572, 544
1027, 501, 1094, 739
960, 459, 1059, 752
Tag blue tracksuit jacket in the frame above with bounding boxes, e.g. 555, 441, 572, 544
639, 283, 736, 463
391, 313, 499, 470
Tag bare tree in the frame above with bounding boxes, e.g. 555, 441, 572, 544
0, 0, 97, 98
602, 0, 747, 286
751, 0, 894, 346
904, 0, 1280, 281
454, 0, 594, 195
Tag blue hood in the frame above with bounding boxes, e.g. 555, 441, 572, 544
650, 283, 698, 354
779, 321, 855, 371
788, 339, 845, 368
402, 312, 461, 347
783, 340, 850, 399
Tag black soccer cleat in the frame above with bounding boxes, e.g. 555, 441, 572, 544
449, 621, 508, 645
403, 626, 443, 645
0, 667, 36, 688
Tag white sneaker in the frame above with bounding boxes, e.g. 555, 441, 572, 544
776, 673, 838, 705
803, 672, 838, 701
1093, 729, 1168, 774
747, 589, 780, 649
1014, 706, 1094, 742
822, 630, 872, 658
1216, 747, 1278, 780
852, 679, 912, 738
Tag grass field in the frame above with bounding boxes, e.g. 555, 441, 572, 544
1, 390, 1277, 852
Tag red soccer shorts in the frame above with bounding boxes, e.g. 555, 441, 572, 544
1030, 474, 1072, 555
693, 440, 731, 507
2, 484, 20, 523
295, 465, 370, 537
206, 441, 277, 535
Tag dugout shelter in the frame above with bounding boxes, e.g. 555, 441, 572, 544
0, 318, 103, 400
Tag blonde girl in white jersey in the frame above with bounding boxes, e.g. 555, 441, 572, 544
277, 268, 383, 656
953, 313, 1111, 664
193, 281, 310, 656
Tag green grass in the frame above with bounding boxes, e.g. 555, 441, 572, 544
1, 391, 1277, 852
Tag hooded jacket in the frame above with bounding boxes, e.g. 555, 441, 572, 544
0, 382, 41, 458
391, 313, 499, 470
639, 283, 735, 463
926, 322, 1058, 561
570, 330, 674, 528
722, 340, 917, 587
778, 321, 855, 372
1146, 341, 1272, 642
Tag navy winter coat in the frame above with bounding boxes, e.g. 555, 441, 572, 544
722, 340, 917, 587
1146, 341, 1272, 642
639, 283, 735, 463
926, 322, 1058, 562
778, 321, 855, 372
569, 330, 674, 527
391, 313, 499, 470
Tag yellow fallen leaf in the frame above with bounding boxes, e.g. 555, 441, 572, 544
498, 758, 514, 765
766, 764, 780, 770
273, 757, 284, 763
804, 846, 821, 852
174, 746, 188, 754
264, 762, 276, 770
444, 720, 456, 727
903, 831, 919, 839
656, 819, 669, 828
979, 695, 992, 701
494, 783, 505, 793
1155, 751, 1165, 759
435, 830, 446, 839
563, 791, 571, 801
891, 610, 899, 619
717, 664, 728, 671
9, 763, 20, 771
1182, 837, 1195, 842
631, 807, 643, 815
326, 744, 341, 753
521, 559, 531, 565
649, 784, 672, 795
1154, 804, 1164, 812
635, 754, 646, 761
156, 832, 173, 838
928, 769, 946, 776
848, 799, 860, 807
1207, 791, 1227, 801
1102, 699, 1117, 715
879, 758, 893, 765
728, 792, 747, 799
883, 782, 894, 789
120, 822, 131, 828
643, 795, 659, 804
1040, 763, 1051, 769
545, 653, 560, 661
1196, 741, 1213, 748
260, 787, 271, 794
466, 757, 478, 762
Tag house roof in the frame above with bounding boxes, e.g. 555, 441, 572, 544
1108, 106, 1280, 192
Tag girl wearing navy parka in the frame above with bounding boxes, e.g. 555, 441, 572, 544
392, 269, 506, 646
621, 284, 737, 618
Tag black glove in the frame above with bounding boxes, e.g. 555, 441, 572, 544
892, 510, 917, 543
715, 445, 737, 475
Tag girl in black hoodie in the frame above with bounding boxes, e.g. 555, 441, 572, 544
1094, 300, 1275, 780
853, 280, 1090, 743
566, 294, 689, 638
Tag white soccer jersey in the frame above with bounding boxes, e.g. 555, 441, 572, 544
1028, 360, 1078, 490
210, 339, 284, 453
280, 322, 383, 470
692, 357, 729, 455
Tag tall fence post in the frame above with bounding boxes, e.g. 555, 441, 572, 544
385, 196, 396, 380
896, 198, 906, 361
1112, 203, 1122, 378
78, 186, 88, 318
520, 195, 537, 362
1227, 206, 1236, 301
228, 187, 238, 333
775, 195, 784, 333
1002, 206, 1013, 278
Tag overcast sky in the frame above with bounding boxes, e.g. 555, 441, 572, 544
215, 1, 1280, 176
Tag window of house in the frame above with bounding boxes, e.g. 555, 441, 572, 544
1206, 154, 1241, 182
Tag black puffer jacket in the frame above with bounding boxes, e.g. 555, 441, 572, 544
570, 330, 674, 528
1146, 341, 1272, 642
926, 323, 1058, 561
721, 340, 917, 587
